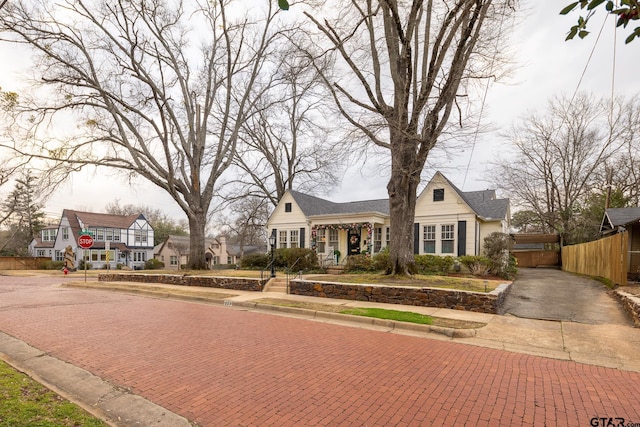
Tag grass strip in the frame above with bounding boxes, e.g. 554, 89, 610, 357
0, 360, 107, 426
339, 307, 433, 325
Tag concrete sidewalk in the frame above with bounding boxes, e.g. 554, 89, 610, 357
65, 280, 640, 372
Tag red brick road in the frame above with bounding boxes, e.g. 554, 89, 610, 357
1, 277, 639, 426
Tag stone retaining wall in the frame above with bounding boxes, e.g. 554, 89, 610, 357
613, 289, 640, 327
289, 280, 512, 314
98, 273, 266, 292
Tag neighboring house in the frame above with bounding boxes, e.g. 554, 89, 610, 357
155, 235, 264, 270
28, 225, 58, 258
29, 210, 155, 269
601, 207, 640, 275
266, 171, 510, 264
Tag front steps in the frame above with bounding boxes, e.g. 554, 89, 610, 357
264, 277, 288, 293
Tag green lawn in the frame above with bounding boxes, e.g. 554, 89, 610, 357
0, 360, 107, 426
340, 307, 434, 324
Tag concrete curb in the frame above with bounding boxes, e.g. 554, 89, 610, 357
0, 332, 191, 427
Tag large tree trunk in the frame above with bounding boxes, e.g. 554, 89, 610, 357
387, 135, 422, 275
187, 211, 208, 270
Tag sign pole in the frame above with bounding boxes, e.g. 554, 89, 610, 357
84, 249, 87, 282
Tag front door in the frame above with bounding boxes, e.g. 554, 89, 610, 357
348, 230, 361, 255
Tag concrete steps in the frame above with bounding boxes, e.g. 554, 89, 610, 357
264, 277, 288, 293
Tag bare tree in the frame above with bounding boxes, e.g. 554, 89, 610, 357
304, 0, 515, 274
220, 196, 270, 257
0, 0, 289, 268
493, 93, 635, 243
231, 41, 343, 207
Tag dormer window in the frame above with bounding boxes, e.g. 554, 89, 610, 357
433, 188, 444, 202
285, 202, 292, 212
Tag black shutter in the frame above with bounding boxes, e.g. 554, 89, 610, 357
457, 221, 467, 256
271, 228, 277, 247
414, 223, 420, 254
300, 228, 305, 248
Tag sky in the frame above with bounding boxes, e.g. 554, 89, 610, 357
1, 1, 639, 223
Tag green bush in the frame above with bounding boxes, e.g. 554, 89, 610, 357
414, 254, 454, 274
345, 254, 374, 272
145, 258, 165, 270
482, 232, 517, 279
240, 253, 270, 269
116, 263, 124, 270
372, 247, 390, 272
276, 248, 319, 271
78, 259, 92, 270
458, 255, 492, 276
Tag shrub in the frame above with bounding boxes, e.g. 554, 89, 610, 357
78, 260, 92, 270
414, 254, 454, 274
145, 258, 165, 270
372, 247, 390, 272
458, 255, 492, 276
240, 253, 270, 269
483, 232, 517, 279
276, 248, 319, 271
116, 263, 124, 270
345, 254, 374, 272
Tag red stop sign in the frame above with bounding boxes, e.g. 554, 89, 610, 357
78, 234, 94, 249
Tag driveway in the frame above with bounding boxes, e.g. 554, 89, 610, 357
500, 268, 631, 325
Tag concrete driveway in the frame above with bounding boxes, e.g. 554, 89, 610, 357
500, 268, 631, 325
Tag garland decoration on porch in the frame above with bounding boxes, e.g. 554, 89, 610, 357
310, 223, 375, 254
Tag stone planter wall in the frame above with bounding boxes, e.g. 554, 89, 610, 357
98, 273, 266, 292
613, 289, 640, 327
289, 280, 511, 314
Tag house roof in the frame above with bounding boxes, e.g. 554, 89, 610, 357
287, 172, 509, 221
63, 209, 145, 241
602, 207, 640, 230
289, 190, 389, 217
438, 173, 509, 220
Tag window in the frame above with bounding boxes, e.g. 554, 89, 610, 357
423, 225, 436, 254
113, 231, 120, 241
279, 230, 288, 248
212, 256, 219, 265
133, 251, 147, 262
374, 227, 382, 253
285, 202, 292, 212
62, 227, 69, 240
170, 256, 178, 266
106, 229, 113, 241
134, 230, 148, 244
37, 249, 46, 257
227, 256, 234, 264
316, 228, 326, 253
55, 250, 64, 262
328, 229, 338, 250
441, 224, 455, 253
290, 230, 299, 248
96, 228, 104, 241
91, 250, 99, 262
433, 188, 445, 202
385, 227, 390, 247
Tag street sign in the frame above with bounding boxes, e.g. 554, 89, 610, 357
78, 234, 94, 249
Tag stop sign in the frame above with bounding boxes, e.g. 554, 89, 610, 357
78, 234, 94, 249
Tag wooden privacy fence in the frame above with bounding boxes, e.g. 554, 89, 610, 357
561, 232, 628, 286
0, 257, 50, 270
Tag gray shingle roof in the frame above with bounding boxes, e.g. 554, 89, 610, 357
604, 207, 640, 227
289, 191, 389, 216
440, 175, 509, 220
289, 174, 509, 221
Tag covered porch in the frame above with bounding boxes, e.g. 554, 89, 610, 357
311, 221, 386, 266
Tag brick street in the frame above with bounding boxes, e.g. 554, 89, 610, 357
0, 276, 638, 426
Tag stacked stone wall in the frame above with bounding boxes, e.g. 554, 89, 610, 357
613, 289, 640, 327
99, 273, 265, 292
289, 280, 511, 314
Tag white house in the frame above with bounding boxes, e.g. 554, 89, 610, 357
29, 209, 155, 269
266, 171, 510, 264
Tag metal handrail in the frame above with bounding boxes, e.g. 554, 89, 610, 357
285, 257, 303, 293
260, 259, 276, 282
